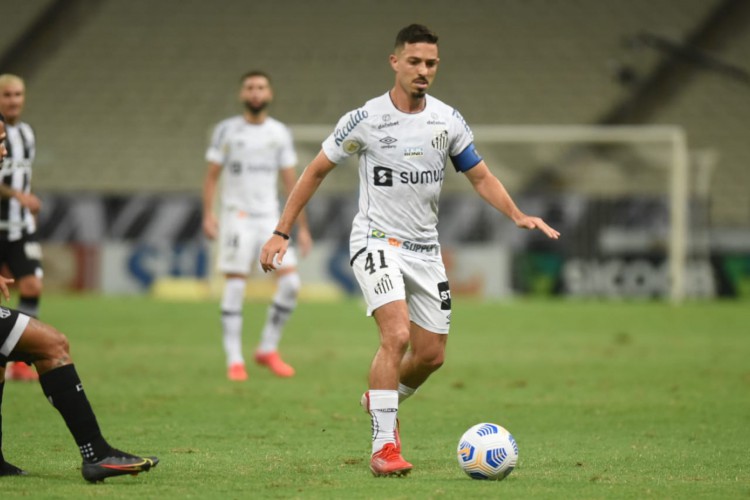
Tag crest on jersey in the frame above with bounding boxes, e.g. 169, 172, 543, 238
0, 307, 11, 319
432, 130, 449, 151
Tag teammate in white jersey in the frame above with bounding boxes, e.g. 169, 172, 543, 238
0, 74, 43, 382
261, 25, 559, 476
203, 71, 312, 382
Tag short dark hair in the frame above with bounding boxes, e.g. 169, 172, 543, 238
395, 24, 438, 49
240, 70, 271, 85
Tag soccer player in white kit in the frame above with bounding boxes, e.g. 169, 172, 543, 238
0, 74, 44, 382
203, 71, 312, 382
261, 25, 559, 476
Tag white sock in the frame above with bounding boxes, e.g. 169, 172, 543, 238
398, 383, 417, 403
221, 278, 246, 366
258, 273, 300, 354
368, 389, 398, 454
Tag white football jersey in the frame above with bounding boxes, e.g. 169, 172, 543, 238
322, 92, 481, 259
0, 121, 36, 241
206, 116, 297, 217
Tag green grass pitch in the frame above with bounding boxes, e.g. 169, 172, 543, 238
1, 295, 749, 498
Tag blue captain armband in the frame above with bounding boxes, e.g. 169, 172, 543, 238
450, 143, 482, 172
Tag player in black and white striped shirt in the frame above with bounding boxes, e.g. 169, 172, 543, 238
0, 112, 158, 481
0, 74, 44, 382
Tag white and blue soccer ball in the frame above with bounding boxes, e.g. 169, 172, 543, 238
457, 423, 518, 480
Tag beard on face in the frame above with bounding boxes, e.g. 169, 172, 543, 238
244, 100, 268, 115
411, 79, 428, 99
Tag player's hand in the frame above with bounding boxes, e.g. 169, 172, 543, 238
260, 234, 289, 273
296, 227, 313, 258
15, 192, 41, 214
514, 214, 560, 240
202, 213, 219, 240
0, 276, 14, 302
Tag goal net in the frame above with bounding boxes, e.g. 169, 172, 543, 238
284, 124, 698, 302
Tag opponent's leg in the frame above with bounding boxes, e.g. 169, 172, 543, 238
6, 275, 42, 382
397, 322, 447, 403
13, 319, 158, 482
367, 301, 412, 477
16, 275, 41, 319
255, 269, 300, 377
221, 274, 247, 381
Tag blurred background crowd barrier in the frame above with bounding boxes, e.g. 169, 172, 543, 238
3, 0, 749, 300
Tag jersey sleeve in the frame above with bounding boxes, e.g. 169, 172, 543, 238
321, 107, 369, 165
205, 122, 228, 165
279, 126, 298, 169
448, 108, 482, 173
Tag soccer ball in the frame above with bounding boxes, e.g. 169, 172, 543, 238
457, 423, 518, 480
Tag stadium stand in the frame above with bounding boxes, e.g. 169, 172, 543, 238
4, 0, 748, 226
0, 0, 54, 57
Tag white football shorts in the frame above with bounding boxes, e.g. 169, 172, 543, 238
217, 209, 297, 275
351, 241, 452, 334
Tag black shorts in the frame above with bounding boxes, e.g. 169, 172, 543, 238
0, 233, 43, 280
0, 306, 30, 366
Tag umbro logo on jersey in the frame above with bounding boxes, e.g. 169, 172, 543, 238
379, 136, 397, 149
432, 130, 449, 151
373, 166, 393, 186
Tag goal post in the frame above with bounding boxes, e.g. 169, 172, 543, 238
468, 125, 689, 304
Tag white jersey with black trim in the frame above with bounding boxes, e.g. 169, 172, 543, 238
206, 115, 297, 217
321, 92, 481, 260
0, 121, 36, 241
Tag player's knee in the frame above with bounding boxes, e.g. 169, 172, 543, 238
43, 327, 70, 360
19, 277, 43, 297
425, 351, 445, 371
382, 327, 410, 353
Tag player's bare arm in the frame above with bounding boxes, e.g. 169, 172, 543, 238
464, 161, 560, 240
280, 166, 313, 257
0, 185, 41, 213
0, 183, 14, 199
0, 275, 13, 301
202, 162, 222, 239
260, 150, 336, 272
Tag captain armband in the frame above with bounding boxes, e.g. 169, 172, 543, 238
450, 143, 482, 173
